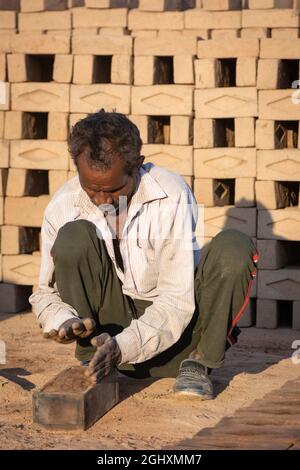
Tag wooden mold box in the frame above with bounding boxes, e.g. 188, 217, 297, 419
32, 366, 119, 430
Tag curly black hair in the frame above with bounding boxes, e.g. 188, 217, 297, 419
68, 110, 143, 174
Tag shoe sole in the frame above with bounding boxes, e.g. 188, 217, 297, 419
173, 389, 213, 400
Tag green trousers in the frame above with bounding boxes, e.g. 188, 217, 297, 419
51, 220, 258, 378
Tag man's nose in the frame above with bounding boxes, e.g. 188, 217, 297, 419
92, 193, 113, 206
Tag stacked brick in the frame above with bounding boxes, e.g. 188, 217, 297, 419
0, 0, 299, 330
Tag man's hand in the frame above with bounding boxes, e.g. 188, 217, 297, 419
84, 333, 122, 384
43, 317, 96, 344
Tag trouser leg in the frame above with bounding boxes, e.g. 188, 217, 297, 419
133, 229, 258, 377
192, 229, 258, 369
51, 219, 141, 364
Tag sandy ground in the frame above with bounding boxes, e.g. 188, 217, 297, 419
0, 310, 300, 450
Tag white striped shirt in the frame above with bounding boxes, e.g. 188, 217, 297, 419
29, 163, 200, 364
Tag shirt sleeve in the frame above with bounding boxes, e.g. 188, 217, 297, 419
29, 210, 79, 333
115, 188, 198, 364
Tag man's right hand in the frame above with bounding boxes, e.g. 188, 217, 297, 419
43, 318, 96, 344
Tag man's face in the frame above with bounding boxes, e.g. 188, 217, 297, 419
77, 154, 137, 214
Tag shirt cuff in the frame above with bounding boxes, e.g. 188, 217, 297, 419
115, 328, 141, 364
43, 310, 78, 333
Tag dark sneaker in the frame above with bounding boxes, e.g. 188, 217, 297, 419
173, 359, 214, 399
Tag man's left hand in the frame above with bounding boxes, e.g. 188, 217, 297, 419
84, 333, 122, 384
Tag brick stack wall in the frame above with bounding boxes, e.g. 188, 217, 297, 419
0, 0, 300, 328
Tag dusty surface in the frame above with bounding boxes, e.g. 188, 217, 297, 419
0, 310, 300, 450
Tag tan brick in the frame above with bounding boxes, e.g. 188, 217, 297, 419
48, 170, 68, 194
236, 57, 257, 87
258, 269, 300, 301
4, 111, 23, 139
249, 0, 293, 7
260, 38, 300, 59
255, 180, 281, 209
0, 82, 9, 111
0, 140, 9, 168
235, 178, 255, 207
256, 120, 275, 149
258, 208, 300, 240
72, 34, 132, 55
271, 27, 299, 39
185, 9, 241, 29
73, 55, 94, 84
257, 149, 300, 181
0, 111, 4, 139
257, 59, 280, 90
211, 29, 240, 40
53, 54, 73, 83
242, 9, 299, 28
1, 226, 19, 255
111, 55, 132, 85
10, 140, 69, 170
0, 196, 3, 225
2, 254, 41, 285
47, 112, 68, 141
131, 30, 157, 39
235, 117, 255, 147
19, 11, 71, 31
72, 28, 98, 37
99, 27, 127, 36
194, 59, 218, 89
0, 54, 6, 82
129, 10, 184, 30
0, 34, 11, 54
138, 0, 180, 10
70, 84, 130, 114
194, 178, 214, 207
134, 56, 155, 85
21, 0, 68, 11
5, 196, 50, 227
134, 36, 196, 56
195, 88, 258, 118
240, 27, 270, 39
128, 115, 148, 143
257, 239, 290, 270
204, 207, 256, 237
194, 147, 256, 178
173, 55, 194, 84
170, 116, 192, 145
12, 83, 70, 112
0, 11, 16, 29
73, 8, 127, 28
69, 113, 88, 129
132, 85, 193, 116
6, 168, 28, 196
193, 118, 214, 148
7, 53, 27, 83
182, 29, 209, 39
85, 0, 128, 7
68, 170, 77, 180
197, 38, 259, 58
142, 144, 193, 175
11, 33, 70, 54
256, 299, 279, 329
203, 0, 242, 9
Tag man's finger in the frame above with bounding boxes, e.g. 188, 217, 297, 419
47, 329, 58, 338
58, 327, 67, 339
91, 332, 111, 348
82, 318, 96, 333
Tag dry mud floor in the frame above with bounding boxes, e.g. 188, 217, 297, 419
0, 311, 300, 450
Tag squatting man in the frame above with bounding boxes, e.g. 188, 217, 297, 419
30, 110, 259, 399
